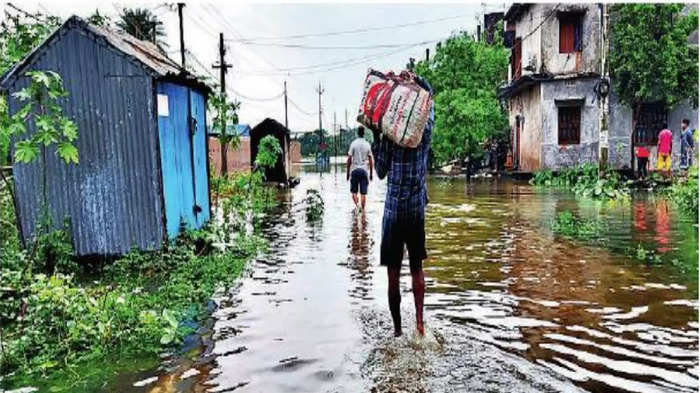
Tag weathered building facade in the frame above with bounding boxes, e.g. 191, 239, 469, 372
500, 3, 698, 172
500, 3, 603, 172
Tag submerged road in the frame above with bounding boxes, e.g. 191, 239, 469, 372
123, 165, 698, 393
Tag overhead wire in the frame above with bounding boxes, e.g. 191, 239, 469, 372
227, 13, 472, 41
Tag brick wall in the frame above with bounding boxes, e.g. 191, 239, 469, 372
208, 136, 251, 174
289, 140, 302, 163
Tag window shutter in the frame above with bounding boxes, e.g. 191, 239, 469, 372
559, 20, 574, 53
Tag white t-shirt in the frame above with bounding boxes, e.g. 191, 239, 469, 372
348, 138, 372, 173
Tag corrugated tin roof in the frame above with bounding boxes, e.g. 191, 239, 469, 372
209, 123, 251, 137
1, 15, 197, 88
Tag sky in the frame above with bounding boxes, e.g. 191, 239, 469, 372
4, 1, 508, 133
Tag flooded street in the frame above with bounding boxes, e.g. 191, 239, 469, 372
127, 165, 698, 393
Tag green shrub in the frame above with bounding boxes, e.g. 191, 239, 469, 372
304, 189, 324, 222
668, 164, 698, 218
0, 173, 276, 384
532, 163, 630, 200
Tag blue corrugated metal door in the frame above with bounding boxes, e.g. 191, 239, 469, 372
190, 89, 210, 228
157, 82, 196, 238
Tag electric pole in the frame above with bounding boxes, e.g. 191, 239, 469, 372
334, 111, 337, 161
212, 33, 232, 174
345, 108, 348, 130
177, 3, 185, 68
426, 48, 430, 62
316, 82, 324, 144
284, 81, 288, 129
213, 33, 232, 95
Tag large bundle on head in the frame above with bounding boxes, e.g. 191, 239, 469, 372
356, 69, 432, 148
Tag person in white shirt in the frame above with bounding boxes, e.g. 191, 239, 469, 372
346, 126, 373, 211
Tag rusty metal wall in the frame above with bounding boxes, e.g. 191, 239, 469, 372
7, 27, 164, 256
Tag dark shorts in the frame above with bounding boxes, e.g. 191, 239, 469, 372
350, 168, 369, 195
380, 218, 427, 272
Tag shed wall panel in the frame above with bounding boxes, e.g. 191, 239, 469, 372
8, 27, 164, 256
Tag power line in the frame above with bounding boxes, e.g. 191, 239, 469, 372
227, 40, 441, 50
227, 13, 472, 41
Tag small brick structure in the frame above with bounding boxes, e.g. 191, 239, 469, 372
289, 140, 302, 163
208, 136, 251, 174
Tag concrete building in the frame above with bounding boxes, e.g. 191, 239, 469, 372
499, 3, 698, 172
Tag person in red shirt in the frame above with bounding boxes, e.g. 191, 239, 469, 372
656, 124, 673, 177
636, 145, 650, 178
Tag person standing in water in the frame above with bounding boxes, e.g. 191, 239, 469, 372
371, 76, 433, 337
346, 126, 373, 211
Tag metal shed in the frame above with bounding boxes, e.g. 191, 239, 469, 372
0, 16, 212, 256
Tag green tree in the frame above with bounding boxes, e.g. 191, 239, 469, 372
86, 9, 112, 27
609, 4, 698, 110
414, 32, 509, 166
208, 92, 241, 175
0, 10, 60, 164
116, 8, 166, 46
10, 71, 79, 204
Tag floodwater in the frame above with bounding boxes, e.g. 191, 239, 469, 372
119, 165, 698, 393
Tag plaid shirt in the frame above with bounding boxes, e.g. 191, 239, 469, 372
372, 79, 434, 237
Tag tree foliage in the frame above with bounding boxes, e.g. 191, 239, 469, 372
414, 32, 509, 165
208, 92, 241, 174
609, 4, 699, 108
116, 8, 167, 46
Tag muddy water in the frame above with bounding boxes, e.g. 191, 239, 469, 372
128, 167, 698, 393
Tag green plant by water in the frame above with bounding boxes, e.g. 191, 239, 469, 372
551, 210, 606, 240
531, 164, 631, 200
304, 189, 325, 222
0, 172, 276, 388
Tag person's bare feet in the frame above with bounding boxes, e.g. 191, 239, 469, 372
416, 320, 425, 336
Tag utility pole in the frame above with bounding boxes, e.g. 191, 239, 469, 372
212, 33, 233, 174
213, 33, 232, 94
316, 82, 324, 143
345, 108, 348, 130
334, 111, 337, 160
177, 3, 186, 68
284, 81, 289, 129
426, 48, 430, 62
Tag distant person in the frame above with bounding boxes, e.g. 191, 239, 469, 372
680, 118, 694, 169
372, 76, 433, 337
656, 124, 673, 177
636, 145, 650, 179
346, 126, 373, 211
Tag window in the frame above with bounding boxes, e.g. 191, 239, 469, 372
634, 102, 667, 146
558, 105, 581, 145
511, 37, 522, 79
559, 13, 582, 53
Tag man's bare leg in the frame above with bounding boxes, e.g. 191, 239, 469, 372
351, 193, 359, 207
387, 266, 402, 336
361, 194, 366, 210
410, 263, 425, 336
